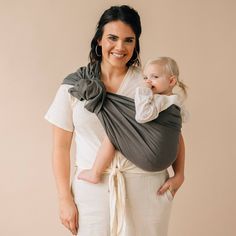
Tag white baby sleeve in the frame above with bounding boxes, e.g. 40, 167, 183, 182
44, 84, 74, 132
134, 87, 162, 123
135, 87, 183, 123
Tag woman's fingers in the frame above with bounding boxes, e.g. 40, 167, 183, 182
61, 219, 70, 230
69, 219, 77, 235
59, 198, 79, 235
75, 209, 79, 231
72, 210, 79, 235
157, 181, 170, 195
168, 187, 176, 197
157, 175, 184, 197
61, 216, 78, 235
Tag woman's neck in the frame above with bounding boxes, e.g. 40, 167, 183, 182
100, 61, 128, 81
100, 61, 129, 93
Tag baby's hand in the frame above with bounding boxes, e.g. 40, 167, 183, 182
157, 174, 184, 198
141, 79, 152, 89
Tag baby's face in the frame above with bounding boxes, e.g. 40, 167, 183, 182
143, 63, 171, 95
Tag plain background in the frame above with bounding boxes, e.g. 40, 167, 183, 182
0, 0, 235, 235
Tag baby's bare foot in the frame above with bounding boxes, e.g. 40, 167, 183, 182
78, 169, 101, 184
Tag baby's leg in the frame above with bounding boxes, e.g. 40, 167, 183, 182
78, 135, 115, 184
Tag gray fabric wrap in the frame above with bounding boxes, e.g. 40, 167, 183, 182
62, 62, 182, 171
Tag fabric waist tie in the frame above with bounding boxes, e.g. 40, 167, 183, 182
103, 152, 167, 236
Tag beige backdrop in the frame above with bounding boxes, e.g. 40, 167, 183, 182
1, 0, 235, 235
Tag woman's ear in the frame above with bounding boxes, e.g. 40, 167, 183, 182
169, 76, 177, 87
97, 39, 101, 46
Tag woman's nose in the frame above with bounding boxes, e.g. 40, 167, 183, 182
115, 40, 125, 50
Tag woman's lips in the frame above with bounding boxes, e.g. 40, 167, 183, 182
111, 52, 126, 58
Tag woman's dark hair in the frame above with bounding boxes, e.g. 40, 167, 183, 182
89, 5, 142, 67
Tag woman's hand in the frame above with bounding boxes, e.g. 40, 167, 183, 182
59, 196, 79, 235
157, 174, 184, 198
158, 133, 186, 198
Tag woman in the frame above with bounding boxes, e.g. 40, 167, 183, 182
45, 5, 185, 236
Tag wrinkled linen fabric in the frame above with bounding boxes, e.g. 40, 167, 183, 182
62, 62, 182, 172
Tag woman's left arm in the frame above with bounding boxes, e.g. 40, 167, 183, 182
157, 133, 185, 196
172, 133, 185, 179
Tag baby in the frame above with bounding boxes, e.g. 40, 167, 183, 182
78, 57, 187, 183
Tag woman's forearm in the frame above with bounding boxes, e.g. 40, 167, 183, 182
53, 148, 72, 201
52, 126, 74, 201
172, 133, 185, 177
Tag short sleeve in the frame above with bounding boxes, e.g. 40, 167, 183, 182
44, 84, 74, 132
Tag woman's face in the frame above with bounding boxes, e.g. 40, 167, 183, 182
98, 20, 136, 69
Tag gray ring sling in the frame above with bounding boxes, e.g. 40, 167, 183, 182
62, 62, 182, 171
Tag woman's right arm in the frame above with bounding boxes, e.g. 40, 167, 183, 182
52, 125, 78, 235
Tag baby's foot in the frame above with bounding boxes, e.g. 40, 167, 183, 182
77, 169, 101, 184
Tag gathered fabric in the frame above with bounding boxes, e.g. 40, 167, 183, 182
62, 62, 182, 172
105, 152, 167, 236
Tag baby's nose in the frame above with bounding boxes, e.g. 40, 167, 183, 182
145, 78, 152, 83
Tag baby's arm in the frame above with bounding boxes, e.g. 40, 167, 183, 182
94, 135, 116, 173
134, 87, 162, 123
78, 135, 115, 183
135, 87, 181, 123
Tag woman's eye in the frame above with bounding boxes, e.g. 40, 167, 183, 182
108, 36, 117, 41
125, 38, 134, 43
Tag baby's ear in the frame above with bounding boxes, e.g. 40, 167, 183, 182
169, 75, 177, 87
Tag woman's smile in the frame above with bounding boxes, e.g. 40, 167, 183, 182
111, 51, 126, 59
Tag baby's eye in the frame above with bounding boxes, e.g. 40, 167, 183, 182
143, 76, 148, 80
150, 75, 159, 80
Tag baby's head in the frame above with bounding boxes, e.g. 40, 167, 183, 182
143, 57, 187, 96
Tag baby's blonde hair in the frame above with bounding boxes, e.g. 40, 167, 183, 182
145, 57, 188, 97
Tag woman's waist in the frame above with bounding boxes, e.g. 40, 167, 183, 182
75, 151, 167, 176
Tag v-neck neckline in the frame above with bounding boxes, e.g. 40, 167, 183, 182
115, 66, 131, 94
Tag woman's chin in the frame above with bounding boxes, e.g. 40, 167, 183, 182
109, 60, 128, 69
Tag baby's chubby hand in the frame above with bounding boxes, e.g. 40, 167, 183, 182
141, 78, 152, 89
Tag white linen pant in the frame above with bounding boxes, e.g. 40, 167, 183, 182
72, 169, 173, 236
